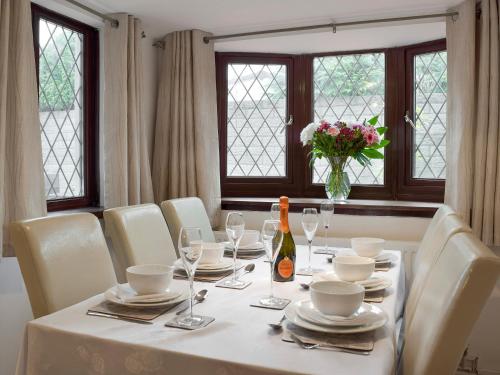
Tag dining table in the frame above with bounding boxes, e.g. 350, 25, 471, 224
15, 245, 405, 375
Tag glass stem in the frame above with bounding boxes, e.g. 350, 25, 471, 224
233, 244, 238, 281
189, 274, 194, 320
324, 224, 329, 251
308, 240, 312, 270
269, 262, 274, 298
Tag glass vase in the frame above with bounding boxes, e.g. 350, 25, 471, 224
325, 157, 351, 201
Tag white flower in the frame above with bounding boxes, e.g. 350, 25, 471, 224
300, 122, 319, 146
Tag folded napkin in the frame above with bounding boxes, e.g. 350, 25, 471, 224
282, 322, 374, 351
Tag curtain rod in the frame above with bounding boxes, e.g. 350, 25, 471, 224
203, 11, 459, 44
63, 0, 119, 27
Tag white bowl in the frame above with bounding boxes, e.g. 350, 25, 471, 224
239, 230, 260, 247
126, 264, 173, 295
351, 237, 385, 258
199, 242, 224, 264
333, 256, 375, 282
310, 280, 365, 317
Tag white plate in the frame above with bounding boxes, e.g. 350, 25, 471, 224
296, 300, 386, 327
196, 259, 235, 270
223, 241, 264, 251
356, 276, 387, 288
314, 272, 391, 292
374, 252, 397, 263
105, 284, 188, 308
173, 259, 241, 274
285, 301, 387, 334
364, 278, 392, 292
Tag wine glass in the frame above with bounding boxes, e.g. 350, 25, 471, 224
299, 208, 323, 275
221, 212, 246, 287
270, 203, 280, 220
176, 227, 205, 327
260, 220, 285, 307
320, 200, 334, 252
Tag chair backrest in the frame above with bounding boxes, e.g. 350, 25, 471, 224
104, 204, 177, 271
413, 204, 458, 276
160, 197, 215, 247
405, 213, 472, 329
10, 213, 117, 318
403, 232, 500, 375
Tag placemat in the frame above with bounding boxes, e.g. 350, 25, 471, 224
364, 290, 385, 303
88, 300, 179, 321
282, 322, 374, 351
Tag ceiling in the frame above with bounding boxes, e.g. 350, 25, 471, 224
35, 0, 462, 53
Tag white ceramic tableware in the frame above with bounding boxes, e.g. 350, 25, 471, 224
333, 255, 375, 282
126, 264, 173, 295
199, 242, 224, 264
105, 284, 188, 308
296, 300, 383, 327
238, 230, 260, 247
285, 300, 388, 334
351, 237, 385, 258
309, 280, 365, 317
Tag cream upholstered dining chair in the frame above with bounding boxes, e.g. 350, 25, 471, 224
104, 204, 178, 277
405, 212, 472, 329
401, 232, 500, 375
412, 204, 463, 277
160, 197, 215, 248
10, 213, 117, 318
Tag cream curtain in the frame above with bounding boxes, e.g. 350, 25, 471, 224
0, 0, 46, 257
152, 30, 221, 226
446, 0, 500, 246
103, 14, 154, 208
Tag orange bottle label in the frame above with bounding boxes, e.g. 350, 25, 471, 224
278, 256, 294, 278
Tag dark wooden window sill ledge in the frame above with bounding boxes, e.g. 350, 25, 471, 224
221, 198, 440, 218
47, 206, 104, 219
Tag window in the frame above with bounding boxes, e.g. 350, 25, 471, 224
32, 4, 99, 210
216, 41, 446, 202
226, 62, 288, 177
312, 53, 385, 185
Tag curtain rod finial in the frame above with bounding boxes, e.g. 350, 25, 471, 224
203, 36, 210, 44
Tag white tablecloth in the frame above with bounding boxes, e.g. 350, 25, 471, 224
16, 247, 405, 375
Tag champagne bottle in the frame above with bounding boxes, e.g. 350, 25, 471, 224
273, 196, 296, 282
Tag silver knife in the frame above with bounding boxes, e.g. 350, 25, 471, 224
86, 311, 153, 325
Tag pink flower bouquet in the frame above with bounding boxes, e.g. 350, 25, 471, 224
300, 115, 389, 200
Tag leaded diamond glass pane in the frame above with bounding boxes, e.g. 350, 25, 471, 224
226, 63, 287, 177
312, 53, 385, 185
39, 18, 84, 199
413, 51, 447, 179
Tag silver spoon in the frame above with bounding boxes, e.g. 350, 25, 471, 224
300, 282, 312, 290
289, 333, 370, 355
268, 315, 286, 330
239, 263, 255, 277
176, 289, 208, 315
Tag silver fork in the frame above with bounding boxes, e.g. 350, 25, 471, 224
289, 333, 370, 355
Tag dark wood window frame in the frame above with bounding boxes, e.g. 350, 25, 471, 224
216, 39, 446, 203
31, 3, 99, 212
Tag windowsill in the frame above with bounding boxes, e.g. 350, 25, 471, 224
221, 197, 441, 218
47, 206, 104, 218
